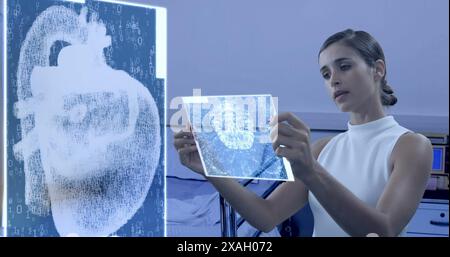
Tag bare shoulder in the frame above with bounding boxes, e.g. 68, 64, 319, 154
393, 133, 432, 156
311, 136, 335, 160
391, 132, 433, 169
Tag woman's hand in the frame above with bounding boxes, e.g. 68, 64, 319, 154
269, 112, 318, 180
173, 125, 205, 176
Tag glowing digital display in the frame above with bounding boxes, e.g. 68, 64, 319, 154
4, 0, 166, 237
182, 95, 294, 181
432, 146, 444, 172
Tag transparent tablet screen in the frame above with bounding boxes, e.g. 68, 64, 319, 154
182, 95, 294, 181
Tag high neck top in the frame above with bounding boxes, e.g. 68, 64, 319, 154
347, 116, 397, 137
308, 116, 411, 237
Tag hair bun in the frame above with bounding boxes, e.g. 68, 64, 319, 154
382, 81, 394, 95
387, 94, 397, 106
381, 82, 397, 106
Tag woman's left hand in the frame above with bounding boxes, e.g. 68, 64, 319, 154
269, 112, 318, 180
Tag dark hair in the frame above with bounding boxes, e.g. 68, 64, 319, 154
319, 29, 397, 106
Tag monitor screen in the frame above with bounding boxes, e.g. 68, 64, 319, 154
432, 146, 445, 172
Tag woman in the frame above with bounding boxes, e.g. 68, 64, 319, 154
173, 29, 432, 237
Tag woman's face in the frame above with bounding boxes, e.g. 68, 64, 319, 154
318, 43, 378, 113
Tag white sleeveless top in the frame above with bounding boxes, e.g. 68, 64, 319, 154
308, 116, 411, 237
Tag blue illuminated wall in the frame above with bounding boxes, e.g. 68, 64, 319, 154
161, 0, 448, 117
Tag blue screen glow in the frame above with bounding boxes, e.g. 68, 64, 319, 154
432, 147, 443, 171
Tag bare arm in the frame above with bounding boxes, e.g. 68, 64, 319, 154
271, 113, 432, 236
300, 133, 432, 236
174, 127, 332, 232
207, 137, 332, 232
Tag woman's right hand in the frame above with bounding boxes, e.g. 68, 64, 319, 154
173, 126, 205, 176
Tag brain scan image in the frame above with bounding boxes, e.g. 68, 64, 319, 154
5, 0, 166, 237
182, 95, 294, 181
